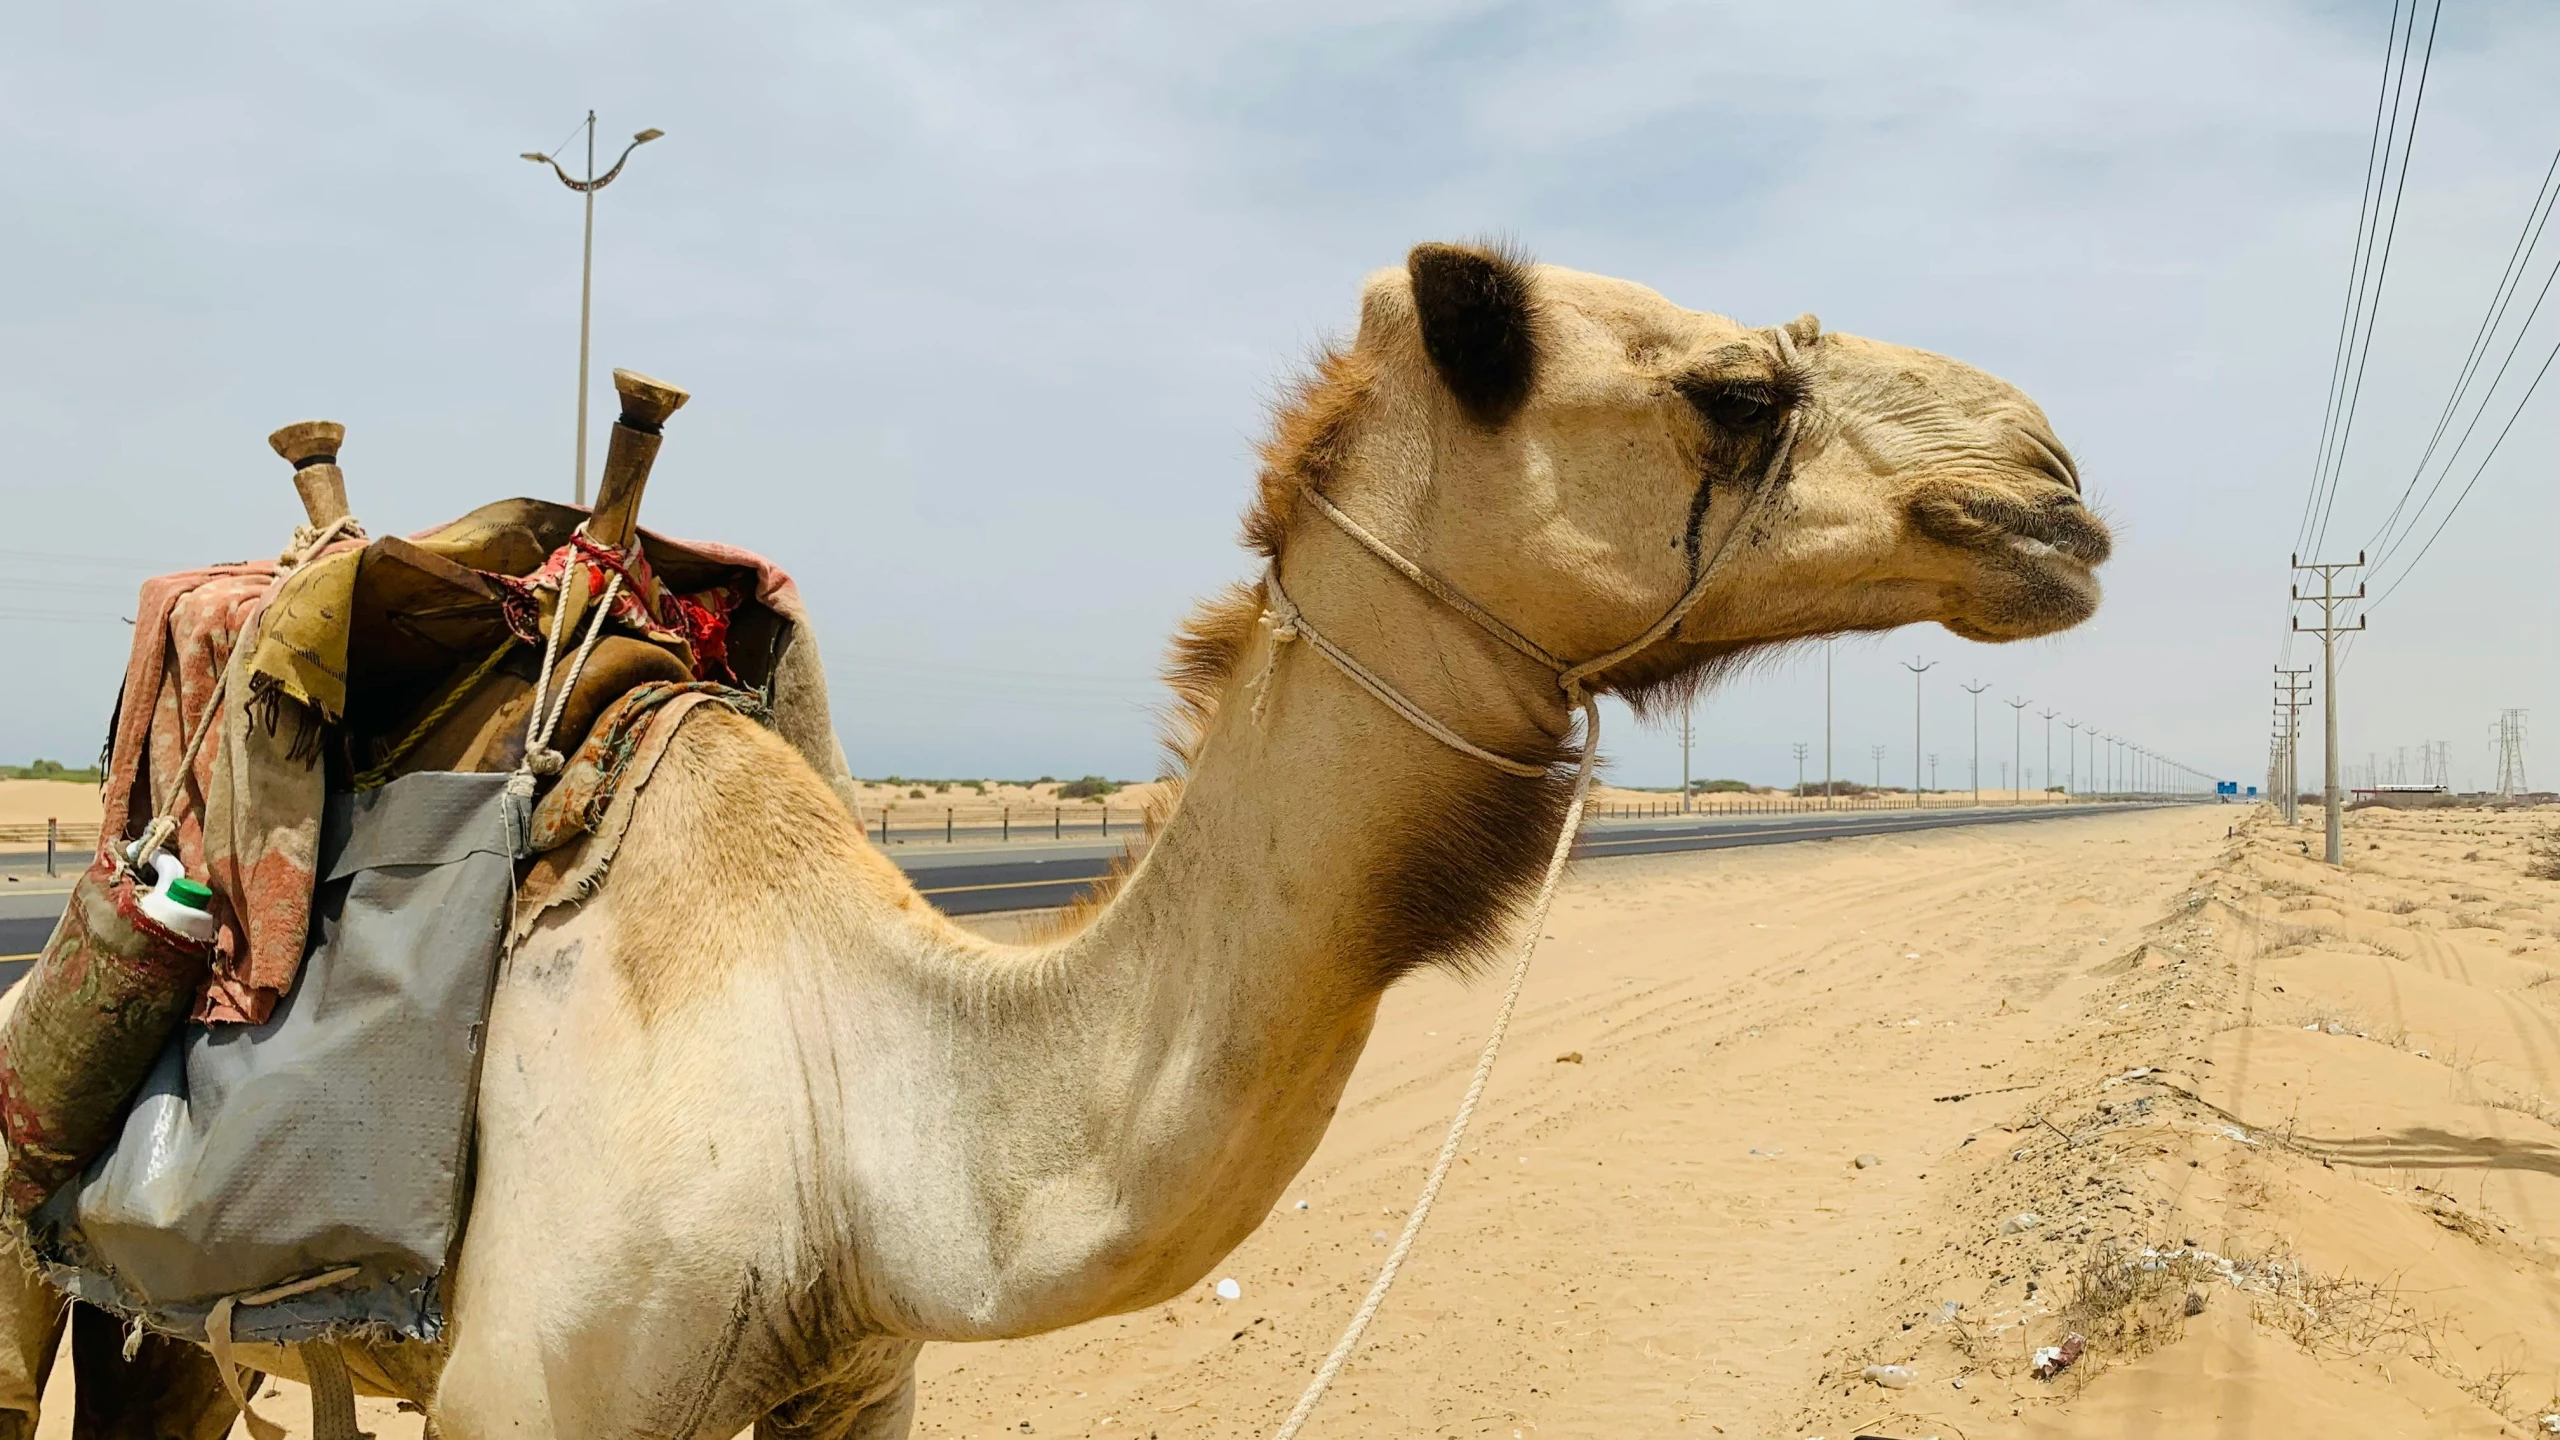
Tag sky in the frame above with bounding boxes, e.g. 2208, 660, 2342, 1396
4, 0, 2555, 793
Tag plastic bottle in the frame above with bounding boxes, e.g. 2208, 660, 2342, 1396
137, 852, 217, 947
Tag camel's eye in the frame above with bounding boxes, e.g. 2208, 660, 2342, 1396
1704, 393, 1767, 429
1676, 378, 1778, 434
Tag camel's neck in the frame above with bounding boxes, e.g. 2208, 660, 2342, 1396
805, 523, 1575, 1339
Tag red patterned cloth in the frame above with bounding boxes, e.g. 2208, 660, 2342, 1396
94, 553, 364, 1027
0, 861, 209, 1221
523, 533, 747, 682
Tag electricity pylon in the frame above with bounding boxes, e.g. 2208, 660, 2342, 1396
2493, 710, 2529, 798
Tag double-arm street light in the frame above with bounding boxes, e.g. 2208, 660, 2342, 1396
523, 112, 665, 505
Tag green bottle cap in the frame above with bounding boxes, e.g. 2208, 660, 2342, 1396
166, 878, 214, 912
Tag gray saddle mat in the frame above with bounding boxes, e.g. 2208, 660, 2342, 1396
34, 770, 526, 1346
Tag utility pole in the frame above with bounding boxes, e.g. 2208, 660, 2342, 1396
1963, 680, 1990, 807
1929, 753, 1940, 793
1901, 656, 1935, 797
2275, 666, 2310, 824
1871, 744, 1885, 792
1792, 742, 1810, 797
2064, 719, 2080, 796
2291, 552, 2365, 866
523, 114, 666, 505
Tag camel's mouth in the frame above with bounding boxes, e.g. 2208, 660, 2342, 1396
1909, 482, 2111, 642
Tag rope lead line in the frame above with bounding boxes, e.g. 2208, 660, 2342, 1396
1263, 324, 1804, 1437
1267, 697, 1599, 1440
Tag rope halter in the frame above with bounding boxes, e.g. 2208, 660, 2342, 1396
1255, 322, 1804, 777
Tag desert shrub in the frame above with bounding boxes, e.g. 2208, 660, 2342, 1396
1056, 775, 1117, 800
3, 759, 102, 783
2527, 828, 2560, 881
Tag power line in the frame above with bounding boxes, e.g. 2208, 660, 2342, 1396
2360, 138, 2560, 559
2294, 0, 2414, 567
0, 608, 131, 625
2366, 225, 2560, 585
2364, 327, 2560, 614
2305, 0, 2445, 566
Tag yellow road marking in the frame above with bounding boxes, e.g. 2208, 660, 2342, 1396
1578, 822, 1863, 848
914, 875, 1105, 898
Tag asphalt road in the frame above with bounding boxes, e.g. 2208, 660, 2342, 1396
0, 801, 2193, 985
908, 800, 2183, 915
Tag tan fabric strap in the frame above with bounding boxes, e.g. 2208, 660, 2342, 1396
205, 1264, 363, 1440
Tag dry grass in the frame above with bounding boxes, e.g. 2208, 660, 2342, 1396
2062, 1239, 2219, 1363
2527, 827, 2560, 882
2249, 1258, 2438, 1359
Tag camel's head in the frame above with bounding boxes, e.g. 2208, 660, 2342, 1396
1257, 243, 2110, 704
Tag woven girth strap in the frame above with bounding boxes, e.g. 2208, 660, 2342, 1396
297, 1341, 371, 1440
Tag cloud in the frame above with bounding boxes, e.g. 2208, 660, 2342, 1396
2, 0, 2554, 788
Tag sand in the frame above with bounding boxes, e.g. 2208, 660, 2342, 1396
904, 802, 2560, 1438
0, 781, 98, 830
39, 800, 2560, 1437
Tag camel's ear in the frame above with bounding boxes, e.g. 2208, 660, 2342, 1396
1407, 242, 1540, 427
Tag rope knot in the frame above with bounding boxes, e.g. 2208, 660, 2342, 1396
279, 516, 368, 570
1248, 586, 1302, 728
526, 746, 564, 777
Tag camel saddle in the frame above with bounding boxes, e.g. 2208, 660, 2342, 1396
13, 503, 853, 1351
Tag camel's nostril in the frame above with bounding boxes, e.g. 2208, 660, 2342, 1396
2018, 430, 2080, 494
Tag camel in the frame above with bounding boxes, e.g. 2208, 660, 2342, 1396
0, 243, 2109, 1440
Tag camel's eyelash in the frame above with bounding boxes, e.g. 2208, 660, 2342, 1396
1671, 374, 1799, 430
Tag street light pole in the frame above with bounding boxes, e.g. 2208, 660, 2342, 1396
2008, 697, 2028, 807
1962, 680, 1989, 807
524, 114, 665, 506
1823, 640, 1835, 809
2040, 709, 2057, 803
1900, 657, 1935, 795
1680, 695, 1694, 815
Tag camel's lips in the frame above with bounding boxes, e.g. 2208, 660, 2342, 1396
1907, 484, 2112, 570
